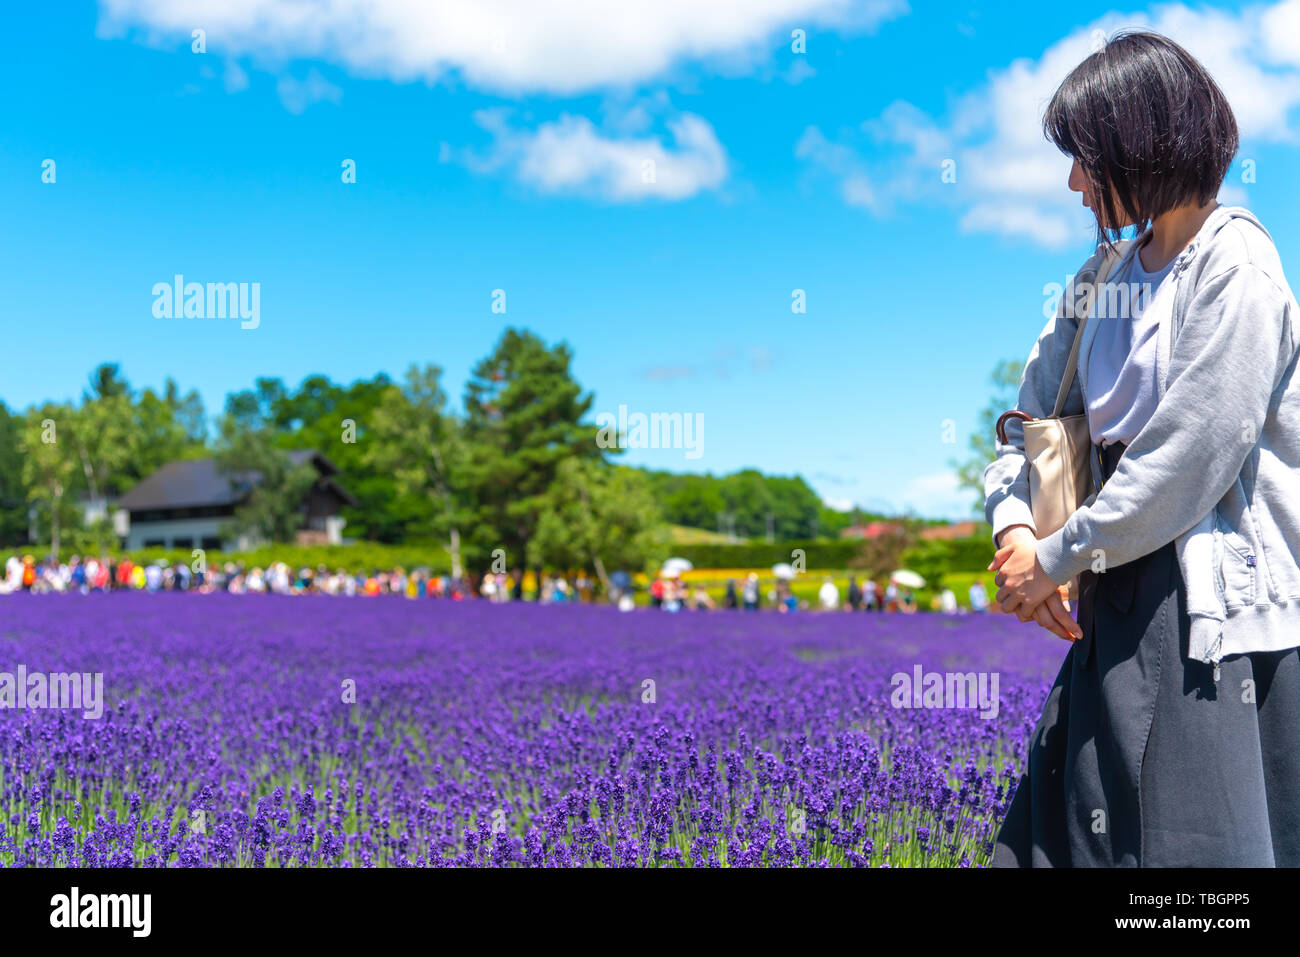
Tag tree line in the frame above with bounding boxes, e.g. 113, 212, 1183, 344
2, 328, 879, 581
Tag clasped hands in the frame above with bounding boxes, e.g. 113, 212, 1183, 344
988, 525, 1084, 642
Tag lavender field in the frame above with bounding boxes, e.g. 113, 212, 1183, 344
0, 595, 1064, 867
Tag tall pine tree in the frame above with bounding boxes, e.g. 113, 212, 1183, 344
462, 328, 597, 594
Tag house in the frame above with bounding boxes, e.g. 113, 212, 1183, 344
80, 495, 130, 538
919, 521, 981, 541
115, 450, 356, 551
839, 521, 904, 540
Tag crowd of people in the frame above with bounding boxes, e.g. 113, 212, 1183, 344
2, 554, 506, 599
1, 553, 994, 614
2, 554, 641, 605
648, 573, 993, 614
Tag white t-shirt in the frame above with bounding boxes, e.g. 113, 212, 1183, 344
1086, 242, 1179, 447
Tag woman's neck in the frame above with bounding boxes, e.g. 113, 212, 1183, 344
1141, 201, 1220, 270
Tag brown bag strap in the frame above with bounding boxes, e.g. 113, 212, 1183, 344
1051, 243, 1128, 418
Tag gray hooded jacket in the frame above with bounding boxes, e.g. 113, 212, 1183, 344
985, 206, 1300, 674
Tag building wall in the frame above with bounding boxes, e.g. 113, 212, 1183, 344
124, 517, 255, 552
125, 515, 339, 551
295, 516, 346, 546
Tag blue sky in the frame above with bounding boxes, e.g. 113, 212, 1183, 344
5, 0, 1299, 519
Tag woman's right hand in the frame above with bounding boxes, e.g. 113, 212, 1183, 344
1033, 586, 1080, 642
995, 526, 1081, 642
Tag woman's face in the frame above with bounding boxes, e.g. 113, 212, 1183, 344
1069, 156, 1132, 229
1067, 157, 1093, 209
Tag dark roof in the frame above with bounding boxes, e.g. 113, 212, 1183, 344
288, 449, 340, 475
118, 451, 351, 512
117, 459, 250, 511
317, 477, 359, 508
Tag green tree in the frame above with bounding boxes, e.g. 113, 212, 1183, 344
532, 459, 666, 589
764, 474, 822, 538
364, 364, 467, 576
462, 328, 597, 593
21, 405, 80, 560
87, 362, 130, 402
80, 363, 204, 492
650, 471, 727, 531
222, 377, 287, 433
163, 376, 208, 445
817, 503, 855, 539
214, 394, 316, 545
267, 373, 425, 543
0, 403, 27, 546
68, 394, 134, 558
643, 468, 828, 539
719, 469, 774, 538
953, 360, 1024, 514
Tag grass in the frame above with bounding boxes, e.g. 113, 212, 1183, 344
666, 524, 747, 545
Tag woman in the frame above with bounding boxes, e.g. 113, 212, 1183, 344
985, 32, 1300, 867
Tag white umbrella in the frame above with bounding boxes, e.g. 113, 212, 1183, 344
660, 557, 693, 578
890, 569, 926, 589
771, 563, 796, 580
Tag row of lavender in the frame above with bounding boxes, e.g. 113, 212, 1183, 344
0, 593, 1061, 866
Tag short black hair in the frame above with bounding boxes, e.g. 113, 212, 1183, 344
1044, 31, 1238, 241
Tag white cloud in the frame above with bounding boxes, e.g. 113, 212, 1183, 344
895, 471, 971, 519
1151, 4, 1300, 139
1263, 0, 1300, 65
223, 58, 250, 93
796, 126, 877, 211
446, 109, 728, 201
643, 365, 696, 382
97, 0, 906, 96
813, 472, 974, 521
801, 1, 1300, 248
960, 201, 1073, 249
784, 57, 818, 85
276, 68, 342, 114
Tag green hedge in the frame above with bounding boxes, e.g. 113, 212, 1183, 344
899, 533, 995, 590
34, 529, 997, 583
115, 542, 456, 575
666, 539, 864, 570
669, 531, 995, 575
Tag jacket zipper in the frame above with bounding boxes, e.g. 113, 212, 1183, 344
1169, 237, 1227, 683
1211, 526, 1227, 682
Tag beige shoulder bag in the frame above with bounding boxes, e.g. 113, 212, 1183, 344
995, 245, 1127, 546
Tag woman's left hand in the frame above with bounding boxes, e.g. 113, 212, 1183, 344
989, 535, 1061, 620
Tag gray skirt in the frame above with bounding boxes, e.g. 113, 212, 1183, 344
993, 529, 1300, 868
